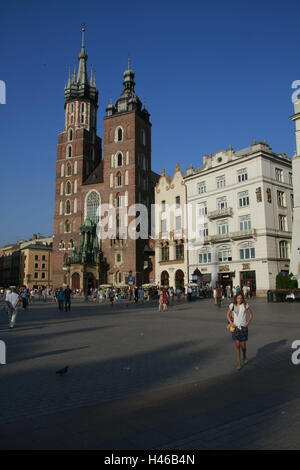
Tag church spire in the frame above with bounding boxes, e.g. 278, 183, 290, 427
77, 25, 88, 84
64, 26, 98, 105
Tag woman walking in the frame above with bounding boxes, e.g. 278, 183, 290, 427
158, 288, 169, 312
226, 292, 253, 370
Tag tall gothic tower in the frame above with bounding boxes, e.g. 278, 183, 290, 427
52, 28, 102, 287
52, 31, 158, 289
101, 60, 154, 287
290, 95, 300, 281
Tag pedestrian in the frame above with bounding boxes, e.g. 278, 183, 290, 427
168, 286, 174, 305
216, 284, 223, 308
213, 286, 217, 305
109, 288, 115, 307
159, 288, 169, 312
84, 289, 88, 302
242, 284, 248, 298
176, 287, 181, 303
226, 292, 253, 370
187, 285, 192, 302
6, 287, 20, 329
138, 287, 144, 304
57, 287, 64, 311
21, 286, 29, 310
63, 285, 72, 311
134, 286, 139, 303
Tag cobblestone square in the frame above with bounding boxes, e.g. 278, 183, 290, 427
0, 296, 299, 449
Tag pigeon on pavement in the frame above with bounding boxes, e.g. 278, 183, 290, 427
56, 366, 69, 375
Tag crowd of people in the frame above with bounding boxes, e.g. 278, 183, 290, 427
213, 284, 252, 308
1, 282, 255, 371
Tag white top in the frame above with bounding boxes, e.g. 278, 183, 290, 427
6, 292, 19, 308
229, 302, 249, 328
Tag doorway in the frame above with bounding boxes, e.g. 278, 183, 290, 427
240, 271, 256, 297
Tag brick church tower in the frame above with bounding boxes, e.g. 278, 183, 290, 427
52, 29, 158, 290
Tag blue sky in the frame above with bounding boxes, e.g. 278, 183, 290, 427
0, 0, 300, 245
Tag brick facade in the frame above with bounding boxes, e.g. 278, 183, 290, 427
52, 32, 158, 289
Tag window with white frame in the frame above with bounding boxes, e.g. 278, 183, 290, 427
86, 191, 100, 223
65, 181, 71, 195
117, 127, 123, 142
161, 200, 166, 213
161, 219, 167, 233
279, 215, 288, 231
238, 190, 249, 207
117, 153, 123, 167
239, 214, 251, 231
277, 191, 286, 207
289, 172, 293, 185
198, 202, 207, 216
198, 181, 206, 194
238, 168, 248, 182
199, 251, 211, 264
217, 196, 227, 210
66, 163, 72, 177
216, 175, 226, 189
239, 242, 255, 260
67, 145, 72, 158
218, 245, 232, 262
279, 240, 289, 259
218, 219, 228, 235
199, 223, 208, 237
275, 168, 283, 182
161, 242, 169, 261
175, 215, 182, 230
116, 172, 122, 187
65, 200, 71, 215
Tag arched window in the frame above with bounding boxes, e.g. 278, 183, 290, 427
69, 129, 73, 141
239, 242, 255, 260
69, 239, 74, 249
65, 220, 70, 233
218, 245, 232, 262
116, 193, 121, 208
115, 127, 123, 142
161, 242, 169, 261
59, 240, 65, 249
61, 164, 64, 177
141, 129, 146, 146
65, 200, 71, 215
66, 181, 71, 195
116, 172, 122, 187
66, 163, 72, 177
279, 240, 289, 259
117, 153, 123, 167
72, 220, 76, 232
86, 191, 100, 223
67, 145, 72, 158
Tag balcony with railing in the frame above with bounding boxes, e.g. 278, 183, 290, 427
203, 228, 256, 244
207, 207, 233, 220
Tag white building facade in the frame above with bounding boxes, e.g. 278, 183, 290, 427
184, 141, 293, 296
290, 95, 300, 282
154, 164, 188, 289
